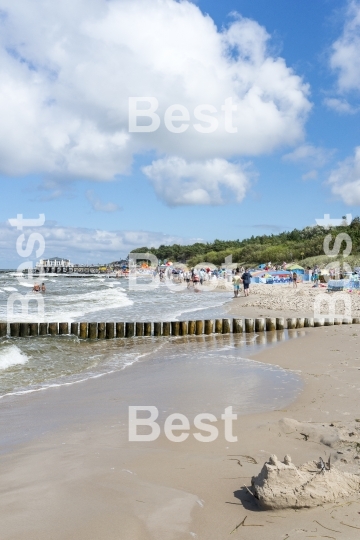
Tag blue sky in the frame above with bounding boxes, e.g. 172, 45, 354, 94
0, 0, 360, 266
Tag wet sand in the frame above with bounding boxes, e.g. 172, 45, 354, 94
1, 326, 360, 539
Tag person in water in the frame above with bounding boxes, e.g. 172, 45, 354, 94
41, 283, 46, 292
33, 283, 40, 292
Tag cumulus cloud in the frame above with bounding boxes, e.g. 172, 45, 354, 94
283, 144, 334, 169
330, 1, 360, 92
142, 157, 251, 206
0, 220, 200, 266
86, 190, 121, 212
328, 146, 360, 205
0, 0, 311, 204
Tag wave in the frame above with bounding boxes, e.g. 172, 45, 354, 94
1, 287, 134, 323
0, 345, 29, 371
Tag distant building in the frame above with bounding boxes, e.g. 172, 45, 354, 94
36, 257, 74, 273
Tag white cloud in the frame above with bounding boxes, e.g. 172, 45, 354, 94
0, 220, 200, 266
324, 97, 359, 114
302, 170, 318, 181
0, 0, 311, 204
328, 146, 360, 205
330, 1, 360, 92
142, 157, 251, 206
86, 190, 121, 212
283, 144, 333, 168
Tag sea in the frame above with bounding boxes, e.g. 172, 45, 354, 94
0, 273, 303, 412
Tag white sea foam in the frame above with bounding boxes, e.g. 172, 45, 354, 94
0, 345, 29, 371
1, 286, 134, 322
3, 287, 18, 292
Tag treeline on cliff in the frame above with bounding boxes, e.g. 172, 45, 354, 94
131, 217, 360, 267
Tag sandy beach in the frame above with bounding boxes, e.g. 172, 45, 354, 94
225, 280, 360, 319
1, 318, 360, 539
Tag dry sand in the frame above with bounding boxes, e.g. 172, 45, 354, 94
226, 281, 360, 319
1, 323, 360, 539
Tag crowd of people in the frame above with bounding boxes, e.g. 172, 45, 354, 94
156, 266, 253, 297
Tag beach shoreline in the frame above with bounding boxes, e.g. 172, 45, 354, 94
1, 322, 360, 539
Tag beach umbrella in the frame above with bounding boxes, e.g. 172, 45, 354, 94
287, 264, 304, 270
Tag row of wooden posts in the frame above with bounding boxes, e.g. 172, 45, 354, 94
0, 316, 359, 339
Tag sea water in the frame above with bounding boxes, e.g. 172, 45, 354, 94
0, 274, 302, 416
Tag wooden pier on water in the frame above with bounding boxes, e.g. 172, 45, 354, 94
1, 316, 360, 339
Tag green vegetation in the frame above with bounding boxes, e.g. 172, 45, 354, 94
131, 217, 360, 267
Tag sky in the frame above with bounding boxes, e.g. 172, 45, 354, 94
0, 0, 360, 266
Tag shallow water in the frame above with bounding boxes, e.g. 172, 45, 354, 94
0, 332, 304, 453
0, 330, 303, 402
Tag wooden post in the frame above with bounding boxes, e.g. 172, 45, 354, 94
116, 322, 125, 338
10, 323, 20, 337
276, 318, 285, 330
79, 322, 88, 339
287, 318, 296, 329
171, 321, 180, 336
195, 320, 203, 335
245, 318, 254, 333
49, 322, 58, 336
98, 322, 106, 339
39, 322, 48, 336
59, 322, 69, 335
314, 318, 324, 327
88, 322, 97, 339
71, 322, 79, 337
180, 321, 187, 336
144, 322, 152, 336
266, 317, 276, 331
162, 322, 171, 336
28, 323, 38, 336
188, 321, 196, 335
153, 322, 162, 337
255, 318, 265, 332
19, 323, 29, 337
106, 322, 115, 339
0, 322, 7, 337
215, 319, 222, 333
304, 318, 314, 327
232, 319, 242, 334
205, 320, 214, 335
136, 322, 144, 337
125, 322, 134, 338
296, 318, 305, 328
222, 319, 231, 334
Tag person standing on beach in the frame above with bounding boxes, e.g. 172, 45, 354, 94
292, 272, 297, 288
241, 269, 252, 297
232, 272, 241, 298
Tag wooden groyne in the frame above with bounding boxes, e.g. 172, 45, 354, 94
0, 316, 359, 339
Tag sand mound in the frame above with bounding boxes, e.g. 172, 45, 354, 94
251, 454, 360, 510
